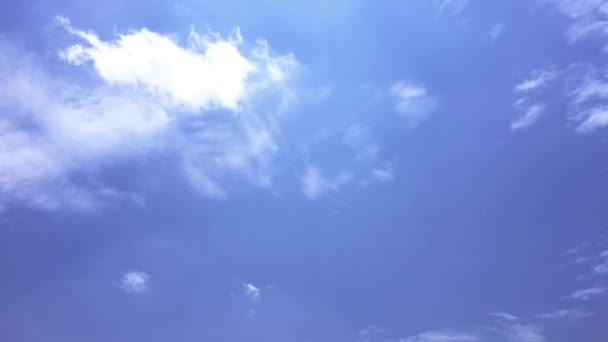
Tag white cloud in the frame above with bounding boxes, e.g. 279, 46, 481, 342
537, 308, 594, 320
120, 271, 150, 294
343, 124, 380, 162
58, 17, 254, 112
571, 286, 608, 300
242, 282, 261, 302
403, 330, 480, 342
511, 104, 545, 130
543, 0, 608, 42
0, 17, 297, 210
372, 163, 395, 183
499, 324, 545, 342
491, 312, 519, 321
434, 0, 469, 16
514, 69, 558, 94
391, 82, 439, 126
301, 166, 352, 200
484, 23, 506, 42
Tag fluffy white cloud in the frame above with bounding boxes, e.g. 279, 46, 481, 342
120, 271, 150, 294
0, 17, 297, 210
391, 82, 439, 126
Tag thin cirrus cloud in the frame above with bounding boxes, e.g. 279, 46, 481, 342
571, 286, 608, 300
483, 23, 506, 42
511, 104, 545, 130
301, 166, 352, 200
0, 16, 297, 210
390, 82, 439, 126
543, 0, 608, 42
510, 68, 557, 130
537, 309, 594, 320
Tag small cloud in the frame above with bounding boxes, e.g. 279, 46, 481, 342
574, 106, 608, 133
343, 124, 380, 162
514, 69, 559, 94
537, 309, 594, 320
511, 104, 545, 130
434, 0, 469, 17
372, 164, 394, 183
120, 271, 150, 294
403, 330, 480, 342
483, 23, 506, 42
301, 166, 351, 200
571, 286, 608, 300
391, 82, 439, 126
498, 324, 545, 342
242, 282, 261, 302
491, 312, 519, 321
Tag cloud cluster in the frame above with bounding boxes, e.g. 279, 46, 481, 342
510, 68, 558, 130
544, 0, 608, 43
0, 17, 297, 210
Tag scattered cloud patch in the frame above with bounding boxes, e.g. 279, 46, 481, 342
514, 69, 559, 94
491, 312, 519, 321
0, 17, 297, 210
120, 271, 150, 294
511, 104, 545, 130
434, 0, 469, 17
402, 330, 480, 342
242, 282, 261, 302
543, 0, 608, 43
391, 82, 439, 126
372, 163, 395, 183
498, 324, 545, 342
301, 166, 352, 200
537, 308, 594, 320
571, 286, 608, 300
484, 23, 506, 42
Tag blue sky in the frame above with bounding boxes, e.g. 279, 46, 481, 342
2, 0, 608, 341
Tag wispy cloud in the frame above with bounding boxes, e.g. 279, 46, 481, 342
391, 82, 439, 126
402, 330, 480, 342
510, 68, 558, 130
543, 0, 608, 43
242, 282, 261, 302
434, 0, 469, 17
372, 163, 395, 183
537, 308, 594, 320
514, 69, 559, 94
490, 312, 519, 321
511, 104, 545, 130
301, 166, 352, 200
483, 23, 506, 42
120, 271, 150, 294
0, 17, 297, 210
571, 286, 608, 300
